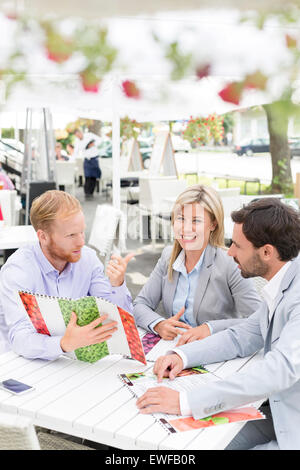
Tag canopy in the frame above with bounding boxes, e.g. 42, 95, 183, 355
0, 4, 295, 208
0, 0, 293, 18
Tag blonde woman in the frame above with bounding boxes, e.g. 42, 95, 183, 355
133, 185, 262, 344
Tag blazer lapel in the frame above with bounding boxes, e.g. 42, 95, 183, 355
193, 245, 215, 317
264, 258, 299, 353
260, 301, 270, 339
164, 269, 179, 316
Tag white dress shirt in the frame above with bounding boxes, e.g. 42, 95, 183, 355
174, 261, 292, 416
74, 132, 102, 160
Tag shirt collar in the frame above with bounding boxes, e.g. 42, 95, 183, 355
172, 248, 206, 275
261, 261, 292, 305
33, 242, 73, 276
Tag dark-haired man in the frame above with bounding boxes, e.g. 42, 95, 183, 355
137, 198, 300, 450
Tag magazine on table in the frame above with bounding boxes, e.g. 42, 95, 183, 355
18, 291, 146, 365
119, 367, 266, 434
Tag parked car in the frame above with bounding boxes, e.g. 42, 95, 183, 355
171, 135, 191, 152
98, 138, 152, 169
97, 139, 113, 158
234, 136, 300, 159
289, 138, 300, 159
137, 138, 153, 168
233, 138, 270, 156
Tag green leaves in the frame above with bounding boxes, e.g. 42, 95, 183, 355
165, 41, 193, 81
40, 21, 118, 92
183, 114, 224, 147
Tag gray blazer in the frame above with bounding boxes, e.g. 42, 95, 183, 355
179, 256, 300, 450
133, 244, 262, 332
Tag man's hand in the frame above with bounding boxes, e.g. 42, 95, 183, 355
153, 307, 191, 340
153, 353, 184, 382
136, 387, 180, 415
106, 253, 135, 287
175, 324, 211, 346
60, 312, 118, 352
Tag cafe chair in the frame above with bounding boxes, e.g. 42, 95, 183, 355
0, 410, 93, 450
74, 157, 84, 187
138, 176, 188, 246
0, 189, 18, 226
55, 161, 76, 195
88, 204, 126, 268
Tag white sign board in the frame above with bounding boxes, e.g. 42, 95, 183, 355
128, 138, 144, 172
149, 131, 177, 177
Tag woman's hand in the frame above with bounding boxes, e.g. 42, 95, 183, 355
153, 307, 192, 340
175, 324, 211, 346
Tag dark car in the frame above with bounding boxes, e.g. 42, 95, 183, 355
98, 139, 152, 168
233, 138, 270, 156
289, 138, 300, 159
99, 140, 152, 168
137, 138, 152, 168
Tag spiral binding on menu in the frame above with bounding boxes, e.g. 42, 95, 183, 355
117, 372, 178, 435
18, 290, 118, 308
118, 373, 138, 397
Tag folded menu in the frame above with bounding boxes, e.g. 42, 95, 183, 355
18, 291, 146, 365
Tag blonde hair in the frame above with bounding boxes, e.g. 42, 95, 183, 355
30, 190, 82, 232
168, 184, 225, 280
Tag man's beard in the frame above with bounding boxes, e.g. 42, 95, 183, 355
234, 252, 269, 279
47, 240, 82, 264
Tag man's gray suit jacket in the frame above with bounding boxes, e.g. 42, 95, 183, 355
133, 244, 262, 332
177, 256, 300, 450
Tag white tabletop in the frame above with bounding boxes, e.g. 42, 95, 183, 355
0, 344, 263, 450
0, 225, 37, 250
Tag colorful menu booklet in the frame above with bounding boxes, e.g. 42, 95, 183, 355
142, 331, 184, 362
119, 368, 265, 434
18, 291, 146, 365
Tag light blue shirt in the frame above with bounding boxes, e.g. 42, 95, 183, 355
0, 242, 133, 360
172, 249, 206, 327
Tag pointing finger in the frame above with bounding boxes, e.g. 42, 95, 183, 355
173, 307, 185, 320
123, 253, 136, 265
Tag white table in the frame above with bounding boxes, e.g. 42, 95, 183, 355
0, 225, 37, 251
0, 347, 263, 450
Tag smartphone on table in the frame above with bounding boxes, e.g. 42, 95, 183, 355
0, 378, 35, 395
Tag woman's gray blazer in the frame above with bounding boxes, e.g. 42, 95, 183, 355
133, 244, 262, 333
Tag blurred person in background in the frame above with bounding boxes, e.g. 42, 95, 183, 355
55, 142, 69, 161
74, 128, 102, 199
0, 164, 15, 190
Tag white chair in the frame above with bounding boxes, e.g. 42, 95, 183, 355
88, 204, 127, 268
239, 193, 283, 206
0, 190, 18, 226
98, 158, 113, 197
55, 161, 76, 195
74, 157, 84, 186
216, 187, 241, 198
0, 410, 40, 450
138, 176, 188, 246
0, 410, 93, 450
121, 187, 140, 240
